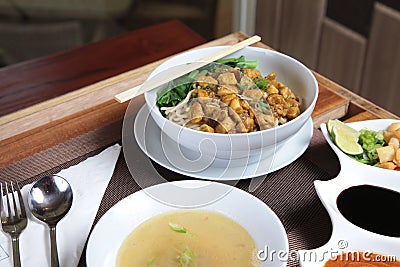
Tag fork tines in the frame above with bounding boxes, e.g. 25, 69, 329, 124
0, 180, 27, 228
0, 181, 27, 267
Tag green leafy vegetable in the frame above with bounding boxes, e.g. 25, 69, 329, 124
350, 129, 386, 165
255, 79, 270, 90
168, 222, 187, 234
156, 70, 199, 111
215, 55, 258, 69
156, 85, 184, 108
178, 247, 196, 267
156, 56, 259, 112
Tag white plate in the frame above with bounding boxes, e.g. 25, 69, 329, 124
133, 105, 313, 180
86, 180, 289, 267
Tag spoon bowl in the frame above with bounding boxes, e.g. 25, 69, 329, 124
28, 175, 73, 267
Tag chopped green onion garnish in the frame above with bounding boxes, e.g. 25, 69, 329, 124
178, 247, 196, 267
147, 257, 156, 266
168, 222, 187, 234
255, 79, 270, 90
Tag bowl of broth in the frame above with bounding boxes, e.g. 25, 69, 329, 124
86, 180, 289, 267
117, 209, 259, 266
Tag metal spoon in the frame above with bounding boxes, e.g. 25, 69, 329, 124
28, 175, 73, 267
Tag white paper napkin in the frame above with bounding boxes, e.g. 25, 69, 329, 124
0, 144, 121, 267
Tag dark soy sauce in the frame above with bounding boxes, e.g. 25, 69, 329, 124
337, 185, 400, 237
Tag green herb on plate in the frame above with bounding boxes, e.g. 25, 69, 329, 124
352, 129, 386, 165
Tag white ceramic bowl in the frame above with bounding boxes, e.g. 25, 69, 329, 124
321, 119, 400, 172
144, 46, 318, 160
86, 180, 289, 267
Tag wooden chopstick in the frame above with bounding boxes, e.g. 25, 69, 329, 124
114, 35, 261, 103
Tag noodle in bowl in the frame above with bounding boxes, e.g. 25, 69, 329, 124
144, 46, 318, 161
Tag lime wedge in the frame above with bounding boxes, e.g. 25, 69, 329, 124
332, 125, 363, 155
327, 119, 359, 141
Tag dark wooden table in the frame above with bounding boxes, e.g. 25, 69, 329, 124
0, 20, 205, 117
0, 20, 209, 165
0, 20, 398, 168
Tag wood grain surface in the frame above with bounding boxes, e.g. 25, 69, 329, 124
279, 0, 327, 68
360, 3, 400, 116
317, 17, 367, 92
0, 20, 205, 117
0, 26, 398, 167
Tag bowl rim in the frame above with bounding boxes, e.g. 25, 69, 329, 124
144, 45, 319, 137
86, 180, 289, 267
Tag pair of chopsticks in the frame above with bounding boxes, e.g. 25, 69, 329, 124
114, 35, 261, 103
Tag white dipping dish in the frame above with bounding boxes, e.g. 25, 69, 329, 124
144, 46, 318, 161
299, 119, 400, 267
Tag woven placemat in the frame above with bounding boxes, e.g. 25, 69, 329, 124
0, 118, 341, 267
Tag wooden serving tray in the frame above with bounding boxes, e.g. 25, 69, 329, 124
0, 33, 397, 167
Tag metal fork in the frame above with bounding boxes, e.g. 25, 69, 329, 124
0, 181, 27, 267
